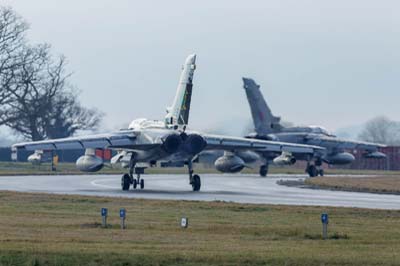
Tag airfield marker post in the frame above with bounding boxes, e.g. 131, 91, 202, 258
120, 208, 126, 229
180, 217, 188, 228
101, 208, 108, 228
321, 213, 329, 240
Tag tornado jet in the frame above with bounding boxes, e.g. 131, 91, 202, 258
11, 55, 324, 192
241, 78, 386, 177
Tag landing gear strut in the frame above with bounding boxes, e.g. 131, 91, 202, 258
120, 156, 145, 191
132, 167, 145, 190
306, 164, 318, 177
259, 164, 269, 177
315, 160, 324, 177
306, 161, 324, 177
318, 169, 324, 177
188, 161, 201, 191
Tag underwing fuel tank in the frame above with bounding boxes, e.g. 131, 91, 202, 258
324, 152, 355, 165
363, 151, 386, 159
214, 154, 245, 173
76, 155, 104, 172
235, 150, 260, 164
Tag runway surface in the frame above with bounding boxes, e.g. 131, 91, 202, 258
0, 174, 399, 209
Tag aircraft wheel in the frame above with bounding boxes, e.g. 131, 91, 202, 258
259, 165, 268, 177
140, 179, 144, 189
319, 169, 324, 177
192, 174, 201, 192
133, 179, 138, 189
307, 165, 318, 177
121, 174, 131, 191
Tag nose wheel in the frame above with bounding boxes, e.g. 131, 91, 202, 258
131, 167, 145, 190
121, 160, 146, 191
132, 177, 145, 190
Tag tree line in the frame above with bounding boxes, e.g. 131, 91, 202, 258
0, 6, 102, 141
358, 116, 400, 146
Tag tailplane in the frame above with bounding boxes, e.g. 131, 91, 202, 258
165, 54, 196, 127
242, 78, 282, 135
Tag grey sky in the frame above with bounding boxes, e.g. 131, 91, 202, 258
5, 0, 400, 135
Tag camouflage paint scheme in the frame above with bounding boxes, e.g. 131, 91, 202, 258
12, 55, 323, 191
242, 78, 386, 177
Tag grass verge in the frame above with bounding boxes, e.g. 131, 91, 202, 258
305, 175, 400, 195
0, 191, 399, 265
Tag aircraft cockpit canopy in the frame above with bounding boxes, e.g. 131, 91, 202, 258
309, 126, 335, 137
128, 119, 165, 130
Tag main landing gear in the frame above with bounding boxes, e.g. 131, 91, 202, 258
306, 161, 324, 177
259, 164, 269, 177
188, 161, 201, 191
121, 157, 145, 191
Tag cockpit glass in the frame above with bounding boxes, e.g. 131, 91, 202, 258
310, 126, 332, 136
129, 119, 165, 129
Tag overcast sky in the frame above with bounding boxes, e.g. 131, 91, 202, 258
4, 0, 399, 135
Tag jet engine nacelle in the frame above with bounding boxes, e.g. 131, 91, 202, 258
273, 154, 296, 166
76, 155, 104, 172
324, 152, 355, 165
161, 134, 182, 154
215, 154, 245, 173
182, 133, 207, 155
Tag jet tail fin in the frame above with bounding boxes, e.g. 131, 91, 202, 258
242, 78, 282, 135
165, 54, 196, 127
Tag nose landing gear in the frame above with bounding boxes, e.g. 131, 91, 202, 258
131, 168, 145, 190
121, 156, 146, 191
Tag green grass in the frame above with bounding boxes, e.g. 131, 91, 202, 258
0, 191, 399, 265
305, 175, 400, 195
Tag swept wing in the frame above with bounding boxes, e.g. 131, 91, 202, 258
13, 130, 324, 156
304, 135, 385, 151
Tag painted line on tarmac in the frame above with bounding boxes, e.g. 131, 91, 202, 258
91, 178, 120, 189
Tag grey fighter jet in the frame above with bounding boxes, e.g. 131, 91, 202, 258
241, 78, 386, 177
11, 55, 324, 192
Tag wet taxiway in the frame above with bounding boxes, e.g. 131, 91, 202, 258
0, 174, 399, 209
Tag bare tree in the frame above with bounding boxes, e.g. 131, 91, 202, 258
358, 116, 400, 145
2, 49, 103, 140
1, 44, 51, 140
44, 89, 103, 139
0, 6, 28, 109
0, 6, 103, 140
